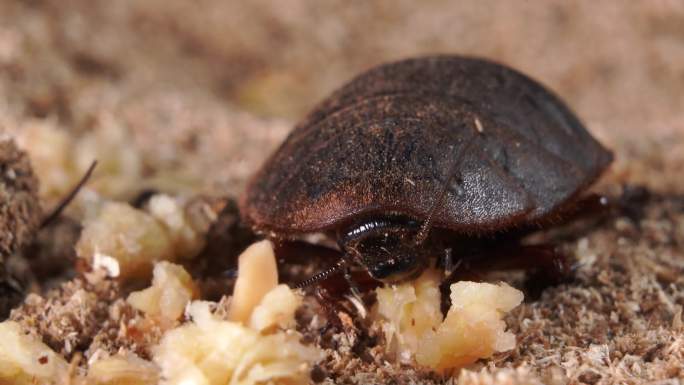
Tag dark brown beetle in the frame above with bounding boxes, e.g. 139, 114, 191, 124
240, 55, 612, 288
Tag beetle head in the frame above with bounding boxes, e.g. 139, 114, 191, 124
350, 228, 428, 283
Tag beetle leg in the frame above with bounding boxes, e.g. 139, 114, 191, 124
343, 266, 363, 300
506, 244, 572, 298
275, 240, 379, 321
441, 247, 453, 276
494, 244, 567, 277
564, 193, 611, 222
310, 268, 379, 325
466, 243, 571, 283
439, 247, 463, 278
439, 243, 571, 312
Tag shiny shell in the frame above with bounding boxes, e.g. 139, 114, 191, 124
241, 55, 612, 236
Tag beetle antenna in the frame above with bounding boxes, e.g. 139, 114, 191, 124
415, 128, 482, 244
295, 258, 347, 288
40, 160, 98, 229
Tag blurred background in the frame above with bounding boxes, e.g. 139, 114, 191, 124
1, 0, 683, 202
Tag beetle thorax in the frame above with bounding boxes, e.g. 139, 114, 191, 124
338, 215, 429, 283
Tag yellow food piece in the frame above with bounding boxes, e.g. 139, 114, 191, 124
416, 281, 523, 371
0, 321, 68, 385
228, 240, 279, 323
15, 120, 143, 205
147, 194, 206, 260
375, 269, 443, 363
153, 301, 321, 385
15, 122, 80, 202
73, 120, 142, 199
151, 241, 317, 385
127, 261, 198, 321
86, 354, 159, 385
76, 196, 210, 282
249, 284, 302, 332
76, 201, 174, 281
374, 270, 523, 371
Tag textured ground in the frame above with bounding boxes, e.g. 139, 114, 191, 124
1, 1, 683, 384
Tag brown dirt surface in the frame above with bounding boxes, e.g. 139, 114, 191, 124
1, 1, 683, 384
0, 140, 41, 257
0, 140, 41, 318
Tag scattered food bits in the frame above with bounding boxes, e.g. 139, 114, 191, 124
374, 270, 523, 371
86, 354, 160, 385
0, 321, 68, 384
153, 301, 321, 385
375, 269, 443, 363
0, 12, 680, 382
149, 242, 316, 384
72, 120, 143, 199
228, 240, 279, 323
416, 281, 523, 371
76, 202, 174, 281
127, 262, 198, 322
76, 196, 214, 282
15, 122, 80, 202
248, 284, 302, 332
147, 194, 207, 260
15, 119, 144, 205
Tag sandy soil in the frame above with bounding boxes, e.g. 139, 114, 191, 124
0, 1, 683, 384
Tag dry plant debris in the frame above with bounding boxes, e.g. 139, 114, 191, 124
0, 139, 41, 257
0, 139, 41, 318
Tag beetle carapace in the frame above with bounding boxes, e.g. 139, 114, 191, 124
240, 55, 613, 284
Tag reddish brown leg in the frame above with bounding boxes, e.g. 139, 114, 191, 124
461, 244, 571, 280
498, 244, 572, 298
615, 184, 651, 224
567, 193, 611, 220
440, 243, 570, 312
313, 271, 380, 326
